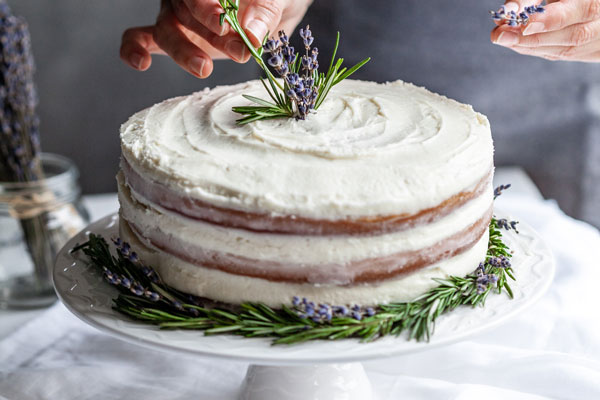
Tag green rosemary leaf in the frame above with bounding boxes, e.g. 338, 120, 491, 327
328, 32, 340, 73
242, 94, 278, 108
314, 58, 344, 109
205, 325, 243, 334
333, 57, 371, 85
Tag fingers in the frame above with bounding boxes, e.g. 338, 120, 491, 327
511, 38, 600, 60
172, 0, 250, 62
497, 18, 600, 47
522, 0, 600, 35
154, 3, 213, 78
120, 26, 165, 71
181, 0, 230, 36
241, 0, 286, 46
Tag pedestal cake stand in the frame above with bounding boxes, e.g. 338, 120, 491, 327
53, 213, 554, 400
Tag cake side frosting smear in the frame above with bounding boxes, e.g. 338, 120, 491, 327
120, 79, 493, 219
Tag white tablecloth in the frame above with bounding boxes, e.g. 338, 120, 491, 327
1, 190, 600, 399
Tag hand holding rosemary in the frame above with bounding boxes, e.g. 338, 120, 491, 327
72, 187, 518, 345
217, 0, 370, 124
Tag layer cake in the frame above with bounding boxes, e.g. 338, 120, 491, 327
117, 79, 494, 306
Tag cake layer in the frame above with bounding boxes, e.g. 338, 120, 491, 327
118, 171, 492, 284
120, 79, 493, 220
122, 157, 492, 236
119, 218, 490, 306
118, 174, 493, 274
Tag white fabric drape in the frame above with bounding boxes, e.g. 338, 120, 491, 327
1, 195, 599, 399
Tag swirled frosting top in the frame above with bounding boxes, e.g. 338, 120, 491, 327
120, 79, 493, 218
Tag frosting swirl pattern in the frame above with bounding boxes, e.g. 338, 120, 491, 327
120, 79, 493, 219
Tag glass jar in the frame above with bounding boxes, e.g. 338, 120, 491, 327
0, 153, 89, 308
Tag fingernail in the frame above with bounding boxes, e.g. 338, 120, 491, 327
504, 2, 519, 12
523, 22, 545, 35
496, 31, 519, 46
246, 19, 268, 42
130, 53, 143, 69
212, 14, 229, 36
189, 56, 206, 77
225, 39, 246, 62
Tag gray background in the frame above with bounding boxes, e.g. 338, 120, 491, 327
8, 1, 600, 228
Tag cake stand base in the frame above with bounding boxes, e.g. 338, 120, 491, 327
240, 362, 373, 400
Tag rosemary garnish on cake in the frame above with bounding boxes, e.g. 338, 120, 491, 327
72, 191, 518, 345
217, 0, 370, 124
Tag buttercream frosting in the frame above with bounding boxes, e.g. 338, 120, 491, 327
120, 79, 493, 219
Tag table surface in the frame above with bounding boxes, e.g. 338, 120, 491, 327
0, 166, 542, 339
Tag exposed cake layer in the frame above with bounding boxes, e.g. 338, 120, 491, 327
122, 157, 492, 236
118, 171, 492, 284
119, 217, 490, 306
120, 79, 493, 220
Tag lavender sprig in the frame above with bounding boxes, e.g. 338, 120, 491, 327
218, 0, 370, 124
490, 3, 545, 26
0, 1, 41, 182
495, 218, 520, 233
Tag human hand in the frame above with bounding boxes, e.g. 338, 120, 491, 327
491, 0, 600, 61
120, 0, 312, 78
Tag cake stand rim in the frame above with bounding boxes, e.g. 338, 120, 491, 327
52, 212, 555, 365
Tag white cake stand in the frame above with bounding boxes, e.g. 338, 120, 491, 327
53, 213, 554, 400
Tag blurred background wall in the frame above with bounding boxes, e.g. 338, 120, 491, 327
7, 0, 600, 228
8, 0, 260, 195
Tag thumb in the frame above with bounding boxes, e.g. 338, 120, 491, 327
241, 0, 285, 47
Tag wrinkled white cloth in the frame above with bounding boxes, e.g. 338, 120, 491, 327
1, 195, 600, 400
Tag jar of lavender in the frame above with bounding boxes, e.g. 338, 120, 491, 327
0, 153, 89, 308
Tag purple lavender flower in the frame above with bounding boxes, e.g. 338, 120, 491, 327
278, 31, 289, 45
144, 290, 160, 302
475, 263, 499, 294
494, 184, 511, 199
490, 3, 545, 26
291, 297, 377, 323
262, 25, 319, 120
496, 218, 519, 233
263, 39, 279, 53
267, 54, 283, 68
0, 1, 41, 182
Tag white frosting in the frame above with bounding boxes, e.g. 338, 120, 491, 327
120, 79, 493, 219
119, 219, 489, 306
118, 171, 492, 265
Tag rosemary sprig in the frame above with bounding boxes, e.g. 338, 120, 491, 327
217, 0, 370, 124
72, 217, 516, 345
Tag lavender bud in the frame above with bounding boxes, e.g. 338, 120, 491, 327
263, 39, 279, 53
131, 283, 144, 296
299, 26, 312, 40
278, 30, 289, 45
267, 54, 283, 68
292, 296, 301, 306
301, 55, 311, 69
120, 277, 132, 289
172, 300, 183, 310
286, 73, 299, 86
278, 62, 289, 76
